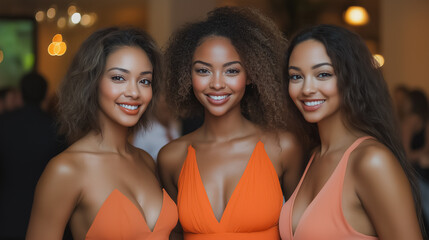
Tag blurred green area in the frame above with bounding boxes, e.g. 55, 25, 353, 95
0, 19, 35, 89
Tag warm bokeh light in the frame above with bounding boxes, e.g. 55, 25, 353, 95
57, 17, 66, 28
48, 34, 67, 56
68, 5, 77, 16
89, 13, 97, 27
0, 50, 4, 64
47, 7, 56, 19
344, 6, 369, 26
35, 11, 44, 22
71, 12, 81, 24
80, 14, 91, 26
373, 54, 385, 67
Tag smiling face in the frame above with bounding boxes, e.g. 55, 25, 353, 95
288, 39, 341, 124
191, 36, 247, 117
98, 46, 153, 128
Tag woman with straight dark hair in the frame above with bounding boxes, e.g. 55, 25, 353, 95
279, 24, 425, 239
26, 27, 178, 240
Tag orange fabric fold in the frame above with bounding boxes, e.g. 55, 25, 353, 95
178, 141, 283, 239
85, 189, 178, 240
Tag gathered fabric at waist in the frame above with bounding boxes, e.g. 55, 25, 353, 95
184, 225, 280, 240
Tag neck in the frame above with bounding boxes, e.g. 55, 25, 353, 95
200, 106, 254, 142
92, 113, 131, 154
317, 112, 362, 155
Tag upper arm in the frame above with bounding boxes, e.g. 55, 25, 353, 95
26, 154, 82, 240
277, 132, 304, 200
353, 145, 422, 240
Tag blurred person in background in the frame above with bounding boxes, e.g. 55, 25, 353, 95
0, 72, 65, 239
132, 92, 181, 161
400, 88, 429, 234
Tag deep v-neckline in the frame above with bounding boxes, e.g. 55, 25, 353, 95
86, 188, 167, 235
289, 144, 351, 237
190, 141, 261, 224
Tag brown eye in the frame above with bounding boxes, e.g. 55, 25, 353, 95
112, 75, 125, 81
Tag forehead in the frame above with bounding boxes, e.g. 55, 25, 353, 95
193, 36, 241, 61
289, 39, 331, 66
105, 46, 152, 68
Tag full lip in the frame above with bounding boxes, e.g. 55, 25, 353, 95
205, 92, 231, 105
117, 102, 141, 115
300, 99, 325, 111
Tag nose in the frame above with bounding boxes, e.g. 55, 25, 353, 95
124, 81, 139, 99
209, 72, 226, 90
302, 78, 316, 96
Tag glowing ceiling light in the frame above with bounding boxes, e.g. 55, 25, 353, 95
48, 34, 67, 56
47, 7, 56, 19
344, 6, 369, 26
35, 11, 45, 22
80, 14, 91, 26
71, 12, 81, 24
57, 17, 66, 28
373, 54, 385, 68
68, 5, 77, 16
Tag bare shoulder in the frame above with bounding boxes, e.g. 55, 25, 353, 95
41, 148, 86, 184
349, 139, 410, 195
157, 136, 192, 174
261, 130, 302, 164
350, 139, 402, 178
133, 146, 156, 172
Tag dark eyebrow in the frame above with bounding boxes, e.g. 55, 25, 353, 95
107, 67, 152, 75
288, 63, 332, 71
223, 61, 241, 67
193, 60, 212, 67
193, 60, 242, 68
312, 63, 332, 69
288, 66, 300, 71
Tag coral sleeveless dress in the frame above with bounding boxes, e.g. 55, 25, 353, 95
279, 136, 378, 240
177, 141, 283, 240
85, 189, 178, 240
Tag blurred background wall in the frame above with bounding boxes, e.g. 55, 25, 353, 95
0, 0, 428, 97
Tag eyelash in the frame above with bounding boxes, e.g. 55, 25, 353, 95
288, 72, 332, 81
226, 68, 240, 75
112, 75, 125, 81
317, 72, 332, 78
194, 68, 241, 75
140, 79, 152, 86
289, 74, 302, 81
112, 75, 151, 86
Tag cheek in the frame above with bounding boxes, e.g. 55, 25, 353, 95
191, 75, 208, 93
227, 73, 247, 93
322, 81, 339, 98
99, 80, 120, 101
142, 88, 153, 102
288, 83, 300, 101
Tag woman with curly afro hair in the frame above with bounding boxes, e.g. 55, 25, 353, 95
158, 6, 304, 239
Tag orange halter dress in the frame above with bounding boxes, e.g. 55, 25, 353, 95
85, 188, 178, 240
279, 136, 378, 240
177, 141, 283, 240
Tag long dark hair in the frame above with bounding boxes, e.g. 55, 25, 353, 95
284, 24, 426, 237
58, 27, 161, 143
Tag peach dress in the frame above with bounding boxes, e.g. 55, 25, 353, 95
279, 137, 378, 240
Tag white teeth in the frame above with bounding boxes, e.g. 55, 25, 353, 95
304, 100, 325, 106
209, 95, 228, 100
119, 104, 138, 110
